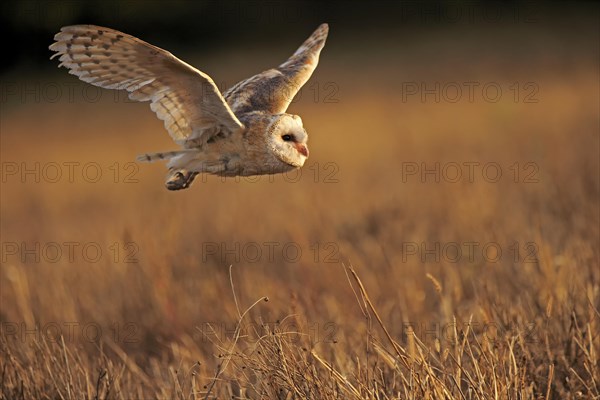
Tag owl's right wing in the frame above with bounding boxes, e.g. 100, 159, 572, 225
224, 23, 328, 115
49, 25, 244, 148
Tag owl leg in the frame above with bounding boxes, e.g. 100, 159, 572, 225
165, 169, 199, 191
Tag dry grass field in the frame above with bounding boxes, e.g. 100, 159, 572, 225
1, 5, 599, 399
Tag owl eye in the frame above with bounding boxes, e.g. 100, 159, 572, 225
281, 134, 294, 142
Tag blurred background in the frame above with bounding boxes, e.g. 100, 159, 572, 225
1, 1, 598, 397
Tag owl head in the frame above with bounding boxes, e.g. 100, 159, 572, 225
266, 114, 309, 168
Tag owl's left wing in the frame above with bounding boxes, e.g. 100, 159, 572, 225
224, 23, 328, 115
49, 25, 244, 148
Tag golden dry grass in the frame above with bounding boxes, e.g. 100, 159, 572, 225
1, 22, 599, 399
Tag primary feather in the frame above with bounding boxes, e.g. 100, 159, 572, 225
224, 23, 329, 115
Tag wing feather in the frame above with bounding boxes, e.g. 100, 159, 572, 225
49, 25, 244, 148
224, 23, 328, 115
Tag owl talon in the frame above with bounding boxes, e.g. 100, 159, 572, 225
166, 170, 198, 191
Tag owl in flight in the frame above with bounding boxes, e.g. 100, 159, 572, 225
50, 23, 328, 190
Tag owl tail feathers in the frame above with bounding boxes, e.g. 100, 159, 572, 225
136, 150, 196, 163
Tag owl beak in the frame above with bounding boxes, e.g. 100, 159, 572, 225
295, 143, 309, 158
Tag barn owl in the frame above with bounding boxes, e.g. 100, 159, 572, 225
49, 23, 328, 190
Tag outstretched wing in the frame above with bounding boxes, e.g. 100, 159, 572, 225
224, 23, 328, 115
49, 25, 244, 148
